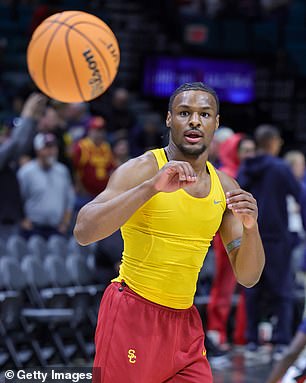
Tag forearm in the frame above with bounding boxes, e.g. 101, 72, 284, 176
11, 117, 37, 155
233, 224, 265, 287
74, 180, 157, 245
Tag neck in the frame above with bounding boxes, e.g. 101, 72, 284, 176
164, 142, 208, 174
37, 158, 52, 170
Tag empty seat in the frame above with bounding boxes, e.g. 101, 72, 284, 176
27, 235, 47, 259
47, 235, 68, 258
6, 234, 27, 260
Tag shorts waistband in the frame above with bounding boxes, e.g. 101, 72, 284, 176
111, 281, 195, 316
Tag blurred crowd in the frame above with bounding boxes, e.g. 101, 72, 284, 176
3, 84, 306, 379
0, 87, 164, 277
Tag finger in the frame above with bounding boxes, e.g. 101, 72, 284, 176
174, 164, 194, 182
227, 201, 257, 211
226, 193, 256, 205
226, 189, 253, 199
179, 162, 197, 181
231, 208, 256, 215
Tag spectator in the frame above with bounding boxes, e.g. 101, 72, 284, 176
284, 151, 306, 257
112, 137, 131, 168
237, 124, 303, 361
208, 126, 234, 168
72, 116, 115, 210
37, 104, 73, 176
131, 114, 163, 156
17, 132, 75, 240
265, 151, 306, 383
206, 134, 255, 350
0, 92, 47, 241
100, 87, 137, 142
62, 102, 91, 145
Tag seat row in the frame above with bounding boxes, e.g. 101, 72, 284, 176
0, 248, 104, 368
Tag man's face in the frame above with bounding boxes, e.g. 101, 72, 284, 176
38, 107, 61, 132
37, 144, 58, 167
166, 90, 219, 157
89, 128, 105, 145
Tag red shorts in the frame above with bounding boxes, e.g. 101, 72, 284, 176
93, 282, 212, 383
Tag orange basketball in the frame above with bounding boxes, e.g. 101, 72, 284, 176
27, 11, 120, 103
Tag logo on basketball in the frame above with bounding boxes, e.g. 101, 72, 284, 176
83, 48, 103, 98
128, 349, 137, 364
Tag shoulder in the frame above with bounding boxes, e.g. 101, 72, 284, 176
54, 162, 71, 175
17, 160, 37, 177
115, 151, 158, 178
216, 168, 239, 193
105, 151, 159, 191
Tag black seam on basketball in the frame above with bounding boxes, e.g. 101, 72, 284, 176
67, 21, 118, 41
65, 28, 85, 102
69, 25, 112, 81
44, 20, 114, 82
27, 13, 63, 60
41, 13, 85, 97
29, 12, 81, 48
71, 21, 120, 67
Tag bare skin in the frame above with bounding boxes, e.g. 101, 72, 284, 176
74, 89, 265, 287
265, 331, 306, 383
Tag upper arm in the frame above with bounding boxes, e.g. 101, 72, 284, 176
91, 151, 159, 204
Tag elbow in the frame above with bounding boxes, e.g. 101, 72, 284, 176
73, 224, 91, 246
73, 208, 93, 246
240, 279, 258, 288
238, 273, 261, 288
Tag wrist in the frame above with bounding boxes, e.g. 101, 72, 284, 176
143, 179, 160, 196
243, 222, 258, 233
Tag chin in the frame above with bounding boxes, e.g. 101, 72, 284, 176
178, 144, 207, 157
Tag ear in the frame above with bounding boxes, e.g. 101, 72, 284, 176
215, 115, 220, 131
166, 111, 171, 128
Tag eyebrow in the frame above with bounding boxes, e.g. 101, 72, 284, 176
176, 104, 213, 110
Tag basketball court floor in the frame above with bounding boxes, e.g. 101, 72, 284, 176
212, 353, 271, 383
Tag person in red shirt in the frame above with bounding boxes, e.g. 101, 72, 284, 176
206, 134, 256, 350
73, 116, 115, 209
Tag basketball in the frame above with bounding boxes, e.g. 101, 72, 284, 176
26, 11, 120, 103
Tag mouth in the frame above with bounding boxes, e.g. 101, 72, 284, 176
184, 130, 203, 144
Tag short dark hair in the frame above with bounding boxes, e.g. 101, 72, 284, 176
255, 124, 280, 148
168, 82, 220, 113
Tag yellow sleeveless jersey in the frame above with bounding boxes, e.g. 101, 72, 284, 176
113, 148, 226, 309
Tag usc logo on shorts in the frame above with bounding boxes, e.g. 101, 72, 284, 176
128, 349, 136, 364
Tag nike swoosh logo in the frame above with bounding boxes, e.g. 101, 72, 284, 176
214, 200, 222, 204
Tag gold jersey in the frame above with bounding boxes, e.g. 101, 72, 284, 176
113, 148, 226, 309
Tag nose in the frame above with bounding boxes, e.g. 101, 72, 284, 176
189, 112, 201, 127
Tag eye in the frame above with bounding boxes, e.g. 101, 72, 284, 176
201, 112, 210, 118
179, 111, 189, 117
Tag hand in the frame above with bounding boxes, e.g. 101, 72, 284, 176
21, 92, 48, 120
226, 189, 258, 229
21, 218, 33, 231
58, 222, 69, 234
152, 161, 197, 193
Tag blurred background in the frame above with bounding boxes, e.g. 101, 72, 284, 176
1, 0, 306, 381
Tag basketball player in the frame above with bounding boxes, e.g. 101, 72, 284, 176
74, 82, 265, 383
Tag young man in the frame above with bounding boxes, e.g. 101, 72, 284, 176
74, 82, 265, 383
